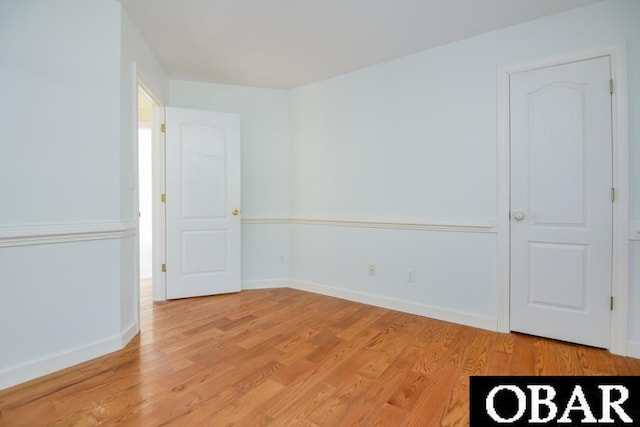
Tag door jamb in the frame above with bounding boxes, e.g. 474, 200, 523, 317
137, 80, 167, 301
496, 45, 629, 355
151, 101, 166, 301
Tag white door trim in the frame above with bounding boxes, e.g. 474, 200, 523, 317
137, 79, 167, 302
150, 104, 166, 301
496, 45, 629, 355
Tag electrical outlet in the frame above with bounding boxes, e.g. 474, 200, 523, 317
368, 265, 376, 276
407, 269, 416, 282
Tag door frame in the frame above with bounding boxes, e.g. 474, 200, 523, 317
496, 45, 630, 355
137, 79, 167, 302
150, 99, 166, 301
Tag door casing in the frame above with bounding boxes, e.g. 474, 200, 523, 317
496, 45, 630, 355
135, 78, 166, 302
150, 101, 166, 301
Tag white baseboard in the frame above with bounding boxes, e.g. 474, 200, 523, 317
627, 341, 640, 359
121, 322, 139, 347
288, 279, 497, 332
242, 279, 289, 290
0, 328, 134, 391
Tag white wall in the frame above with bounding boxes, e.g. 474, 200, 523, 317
630, 241, 640, 349
0, 1, 121, 225
0, 0, 171, 390
169, 81, 291, 284
290, 225, 497, 328
121, 11, 170, 106
0, 240, 124, 388
120, 7, 170, 338
0, 0, 126, 389
290, 0, 640, 335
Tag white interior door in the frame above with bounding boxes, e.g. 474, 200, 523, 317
509, 56, 613, 348
165, 107, 241, 299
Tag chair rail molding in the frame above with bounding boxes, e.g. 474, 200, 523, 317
241, 218, 289, 225
287, 216, 496, 233
0, 220, 138, 247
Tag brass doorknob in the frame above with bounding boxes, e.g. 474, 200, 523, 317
232, 209, 239, 216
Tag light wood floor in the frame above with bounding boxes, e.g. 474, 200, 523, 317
1, 281, 639, 426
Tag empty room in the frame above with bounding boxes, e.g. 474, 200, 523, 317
1, 0, 639, 425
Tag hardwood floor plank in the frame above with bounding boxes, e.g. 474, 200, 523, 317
555, 341, 585, 375
366, 402, 406, 427
307, 374, 372, 425
246, 327, 382, 422
484, 331, 514, 376
507, 332, 537, 375
440, 329, 494, 426
576, 345, 616, 376
262, 381, 335, 427
206, 379, 285, 425
1, 281, 638, 426
338, 346, 421, 425
335, 305, 387, 341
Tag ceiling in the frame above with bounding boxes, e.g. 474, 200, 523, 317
120, 0, 603, 89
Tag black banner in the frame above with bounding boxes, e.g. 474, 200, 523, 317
470, 376, 640, 426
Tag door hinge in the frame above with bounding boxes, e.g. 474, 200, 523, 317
609, 79, 614, 94
611, 187, 615, 203
161, 123, 166, 133
162, 263, 167, 273
610, 296, 614, 311
161, 193, 166, 203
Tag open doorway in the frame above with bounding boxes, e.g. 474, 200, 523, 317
137, 83, 165, 306
138, 86, 154, 301
138, 89, 153, 275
